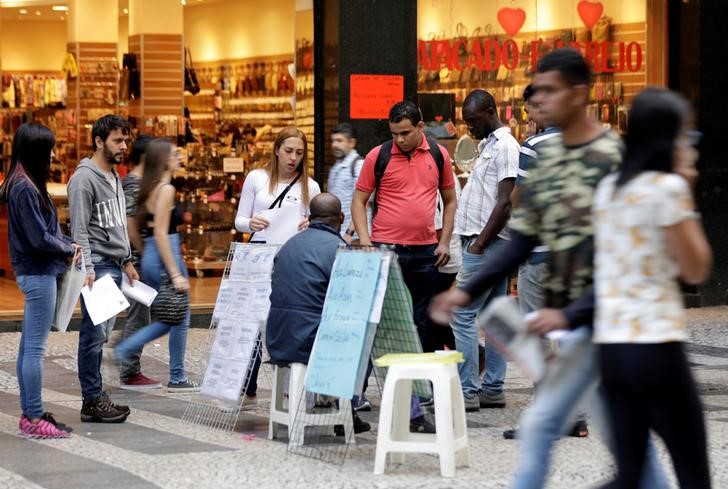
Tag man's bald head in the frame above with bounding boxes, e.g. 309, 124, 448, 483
309, 193, 344, 231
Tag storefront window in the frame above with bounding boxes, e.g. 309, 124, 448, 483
417, 0, 649, 143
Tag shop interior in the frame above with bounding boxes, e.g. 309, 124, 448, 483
0, 0, 314, 315
0, 0, 657, 316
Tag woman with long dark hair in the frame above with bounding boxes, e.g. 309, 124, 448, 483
593, 87, 712, 487
112, 139, 197, 391
0, 123, 78, 438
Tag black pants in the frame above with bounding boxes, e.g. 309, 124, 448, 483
600, 342, 711, 489
425, 271, 457, 351
390, 244, 439, 351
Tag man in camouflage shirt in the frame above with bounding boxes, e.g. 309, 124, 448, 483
117, 135, 161, 390
430, 49, 667, 488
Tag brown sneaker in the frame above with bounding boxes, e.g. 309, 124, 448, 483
81, 395, 129, 423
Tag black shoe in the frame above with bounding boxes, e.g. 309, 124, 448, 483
81, 395, 129, 423
41, 412, 73, 433
478, 390, 506, 408
503, 428, 519, 440
568, 419, 589, 438
334, 413, 371, 435
410, 415, 436, 433
101, 392, 130, 414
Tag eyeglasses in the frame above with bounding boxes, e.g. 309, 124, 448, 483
686, 129, 703, 147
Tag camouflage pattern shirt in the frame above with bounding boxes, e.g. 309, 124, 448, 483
510, 129, 623, 309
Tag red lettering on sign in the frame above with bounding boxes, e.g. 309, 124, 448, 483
466, 39, 485, 70
501, 40, 519, 70
451, 39, 467, 71
484, 39, 501, 71
418, 40, 431, 71
627, 42, 643, 72
417, 39, 643, 74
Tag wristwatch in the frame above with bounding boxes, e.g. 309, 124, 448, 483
345, 228, 355, 237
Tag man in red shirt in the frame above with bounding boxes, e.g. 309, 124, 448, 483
352, 101, 457, 351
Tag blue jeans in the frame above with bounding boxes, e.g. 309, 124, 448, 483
449, 236, 509, 398
512, 327, 669, 489
78, 256, 122, 401
16, 274, 57, 419
517, 252, 549, 315
115, 234, 189, 384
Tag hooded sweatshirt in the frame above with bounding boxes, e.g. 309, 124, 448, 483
67, 157, 132, 273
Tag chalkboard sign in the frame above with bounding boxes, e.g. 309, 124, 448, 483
305, 251, 383, 398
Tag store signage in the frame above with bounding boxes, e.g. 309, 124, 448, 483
417, 38, 643, 74
350, 74, 405, 119
223, 157, 245, 173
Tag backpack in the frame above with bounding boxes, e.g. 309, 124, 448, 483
372, 137, 445, 214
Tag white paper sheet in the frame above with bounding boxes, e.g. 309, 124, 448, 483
477, 296, 546, 382
200, 356, 251, 402
121, 275, 158, 307
368, 254, 391, 324
258, 206, 302, 245
80, 274, 130, 326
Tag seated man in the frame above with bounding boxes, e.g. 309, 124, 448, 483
266, 193, 436, 434
265, 193, 369, 433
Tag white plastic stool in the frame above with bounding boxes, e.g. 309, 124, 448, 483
374, 353, 469, 477
268, 362, 355, 445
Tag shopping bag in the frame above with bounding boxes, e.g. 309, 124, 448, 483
52, 251, 86, 332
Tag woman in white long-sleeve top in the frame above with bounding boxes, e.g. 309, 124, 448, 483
233, 126, 320, 407
235, 127, 320, 244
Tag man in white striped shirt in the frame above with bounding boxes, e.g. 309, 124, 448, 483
450, 89, 520, 412
327, 122, 365, 241
512, 85, 560, 316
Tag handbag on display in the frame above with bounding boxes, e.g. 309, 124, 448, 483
150, 272, 189, 325
184, 48, 201, 95
593, 16, 612, 43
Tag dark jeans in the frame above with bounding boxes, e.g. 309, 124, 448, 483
600, 342, 711, 489
426, 271, 457, 351
244, 337, 262, 397
377, 243, 438, 350
118, 263, 151, 380
78, 256, 122, 401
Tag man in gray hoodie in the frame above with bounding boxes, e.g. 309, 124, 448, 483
68, 115, 138, 423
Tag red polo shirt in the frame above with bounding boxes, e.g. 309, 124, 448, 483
356, 135, 455, 245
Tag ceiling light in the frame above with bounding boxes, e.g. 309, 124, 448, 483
52, 5, 68, 11
180, 0, 187, 5
19, 8, 27, 14
123, 7, 128, 14
35, 10, 41, 15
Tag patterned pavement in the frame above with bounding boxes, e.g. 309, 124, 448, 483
0, 307, 727, 488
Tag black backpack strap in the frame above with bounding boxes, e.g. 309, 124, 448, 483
425, 137, 446, 187
374, 140, 394, 189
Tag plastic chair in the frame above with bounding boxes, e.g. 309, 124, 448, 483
373, 352, 469, 477
268, 362, 355, 445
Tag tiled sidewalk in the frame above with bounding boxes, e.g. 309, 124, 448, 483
0, 307, 727, 488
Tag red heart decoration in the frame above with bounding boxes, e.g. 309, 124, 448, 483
577, 0, 604, 30
497, 7, 526, 38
